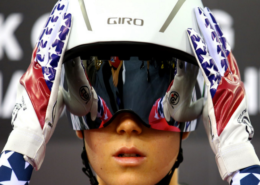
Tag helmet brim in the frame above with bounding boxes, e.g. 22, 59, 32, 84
64, 42, 197, 65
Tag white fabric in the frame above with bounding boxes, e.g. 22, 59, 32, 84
193, 7, 260, 180
63, 57, 98, 121
2, 0, 71, 170
3, 88, 65, 170
66, 0, 204, 56
203, 98, 260, 180
163, 60, 204, 122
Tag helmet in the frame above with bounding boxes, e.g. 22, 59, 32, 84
65, 0, 203, 64
63, 0, 205, 133
52, 0, 205, 184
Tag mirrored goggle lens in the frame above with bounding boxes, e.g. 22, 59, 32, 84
64, 56, 204, 132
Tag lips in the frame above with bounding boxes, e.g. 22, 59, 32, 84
118, 153, 140, 157
113, 147, 146, 166
114, 147, 145, 157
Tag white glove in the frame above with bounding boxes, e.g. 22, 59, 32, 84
163, 60, 204, 122
62, 57, 98, 121
3, 0, 72, 170
187, 7, 260, 180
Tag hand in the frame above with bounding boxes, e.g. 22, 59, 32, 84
3, 0, 71, 170
187, 7, 259, 180
163, 60, 204, 122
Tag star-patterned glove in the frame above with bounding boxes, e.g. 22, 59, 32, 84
187, 7, 260, 181
2, 0, 71, 170
231, 165, 260, 185
0, 151, 33, 184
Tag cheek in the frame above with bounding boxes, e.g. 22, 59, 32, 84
84, 130, 111, 165
147, 133, 180, 172
83, 130, 121, 182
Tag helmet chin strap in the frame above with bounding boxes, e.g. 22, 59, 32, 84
81, 131, 99, 185
81, 131, 183, 185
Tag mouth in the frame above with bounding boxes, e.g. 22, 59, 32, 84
113, 147, 146, 166
117, 153, 141, 157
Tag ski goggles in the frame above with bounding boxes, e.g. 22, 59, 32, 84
64, 56, 204, 132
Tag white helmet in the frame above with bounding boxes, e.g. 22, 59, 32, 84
64, 0, 203, 64
57, 0, 204, 184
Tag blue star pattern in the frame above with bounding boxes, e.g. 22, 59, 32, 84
197, 7, 229, 74
0, 151, 33, 184
35, 0, 71, 91
231, 165, 260, 185
187, 28, 221, 98
205, 7, 231, 58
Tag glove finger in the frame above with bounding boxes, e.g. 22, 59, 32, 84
204, 8, 231, 58
37, 6, 71, 126
46, 12, 71, 125
36, 1, 68, 67
187, 28, 221, 98
194, 7, 228, 77
204, 7, 240, 79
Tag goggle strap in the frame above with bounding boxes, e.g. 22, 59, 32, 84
81, 131, 99, 185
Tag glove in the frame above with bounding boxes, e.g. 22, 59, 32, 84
149, 59, 204, 132
62, 57, 98, 121
163, 59, 204, 122
187, 7, 260, 180
3, 0, 71, 170
63, 58, 113, 129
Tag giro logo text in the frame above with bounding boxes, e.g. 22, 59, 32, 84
107, 17, 144, 26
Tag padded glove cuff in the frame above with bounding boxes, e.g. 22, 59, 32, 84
216, 142, 260, 180
3, 128, 45, 170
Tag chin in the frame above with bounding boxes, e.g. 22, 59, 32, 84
98, 171, 163, 185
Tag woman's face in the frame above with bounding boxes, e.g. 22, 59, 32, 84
79, 113, 181, 185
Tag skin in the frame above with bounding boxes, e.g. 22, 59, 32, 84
76, 112, 189, 185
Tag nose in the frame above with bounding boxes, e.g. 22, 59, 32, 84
116, 114, 142, 135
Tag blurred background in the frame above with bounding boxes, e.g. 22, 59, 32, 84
0, 0, 259, 184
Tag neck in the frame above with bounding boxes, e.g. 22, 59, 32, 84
169, 168, 179, 185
